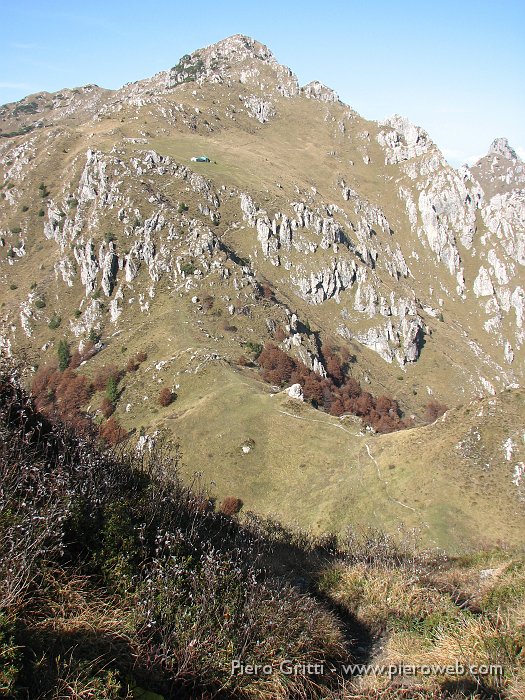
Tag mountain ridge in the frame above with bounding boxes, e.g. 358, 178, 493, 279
0, 34, 524, 549
1, 33, 520, 168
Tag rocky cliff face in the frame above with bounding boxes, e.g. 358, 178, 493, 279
0, 34, 523, 408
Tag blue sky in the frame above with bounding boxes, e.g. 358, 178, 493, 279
2, 0, 524, 166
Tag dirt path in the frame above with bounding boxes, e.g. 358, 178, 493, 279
364, 442, 416, 512
277, 408, 361, 436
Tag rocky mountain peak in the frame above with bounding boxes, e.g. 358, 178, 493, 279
199, 34, 277, 64
488, 137, 520, 161
165, 34, 299, 96
470, 136, 524, 196
302, 81, 339, 103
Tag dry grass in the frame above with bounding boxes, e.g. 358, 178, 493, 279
317, 540, 525, 699
322, 562, 457, 635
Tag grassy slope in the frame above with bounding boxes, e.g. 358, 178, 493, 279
96, 291, 524, 552
2, 79, 524, 555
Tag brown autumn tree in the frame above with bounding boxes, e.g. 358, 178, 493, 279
326, 354, 344, 384
341, 377, 362, 400
99, 417, 127, 445
158, 387, 175, 407
261, 283, 274, 301
355, 392, 374, 417
125, 356, 140, 373
255, 340, 407, 434
301, 375, 325, 404
329, 397, 345, 416
54, 370, 91, 414
32, 366, 93, 433
100, 396, 115, 418
258, 343, 296, 385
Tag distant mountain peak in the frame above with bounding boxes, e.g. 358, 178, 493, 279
199, 34, 276, 63
488, 137, 519, 161
164, 34, 298, 96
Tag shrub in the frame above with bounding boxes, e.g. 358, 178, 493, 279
100, 396, 115, 418
221, 321, 237, 333
88, 329, 100, 344
244, 341, 263, 358
135, 351, 147, 363
0, 613, 20, 693
57, 340, 70, 371
10, 226, 21, 235
125, 356, 139, 373
99, 417, 126, 445
219, 496, 244, 516
69, 341, 97, 369
273, 326, 287, 342
180, 260, 195, 275
177, 202, 188, 213
158, 387, 175, 407
202, 295, 214, 311
105, 376, 119, 404
48, 314, 62, 330
34, 298, 46, 309
9, 284, 17, 291
261, 283, 275, 301
424, 400, 448, 422
93, 366, 122, 393
21, 205, 29, 212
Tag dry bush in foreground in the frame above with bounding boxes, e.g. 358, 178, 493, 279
219, 496, 244, 516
